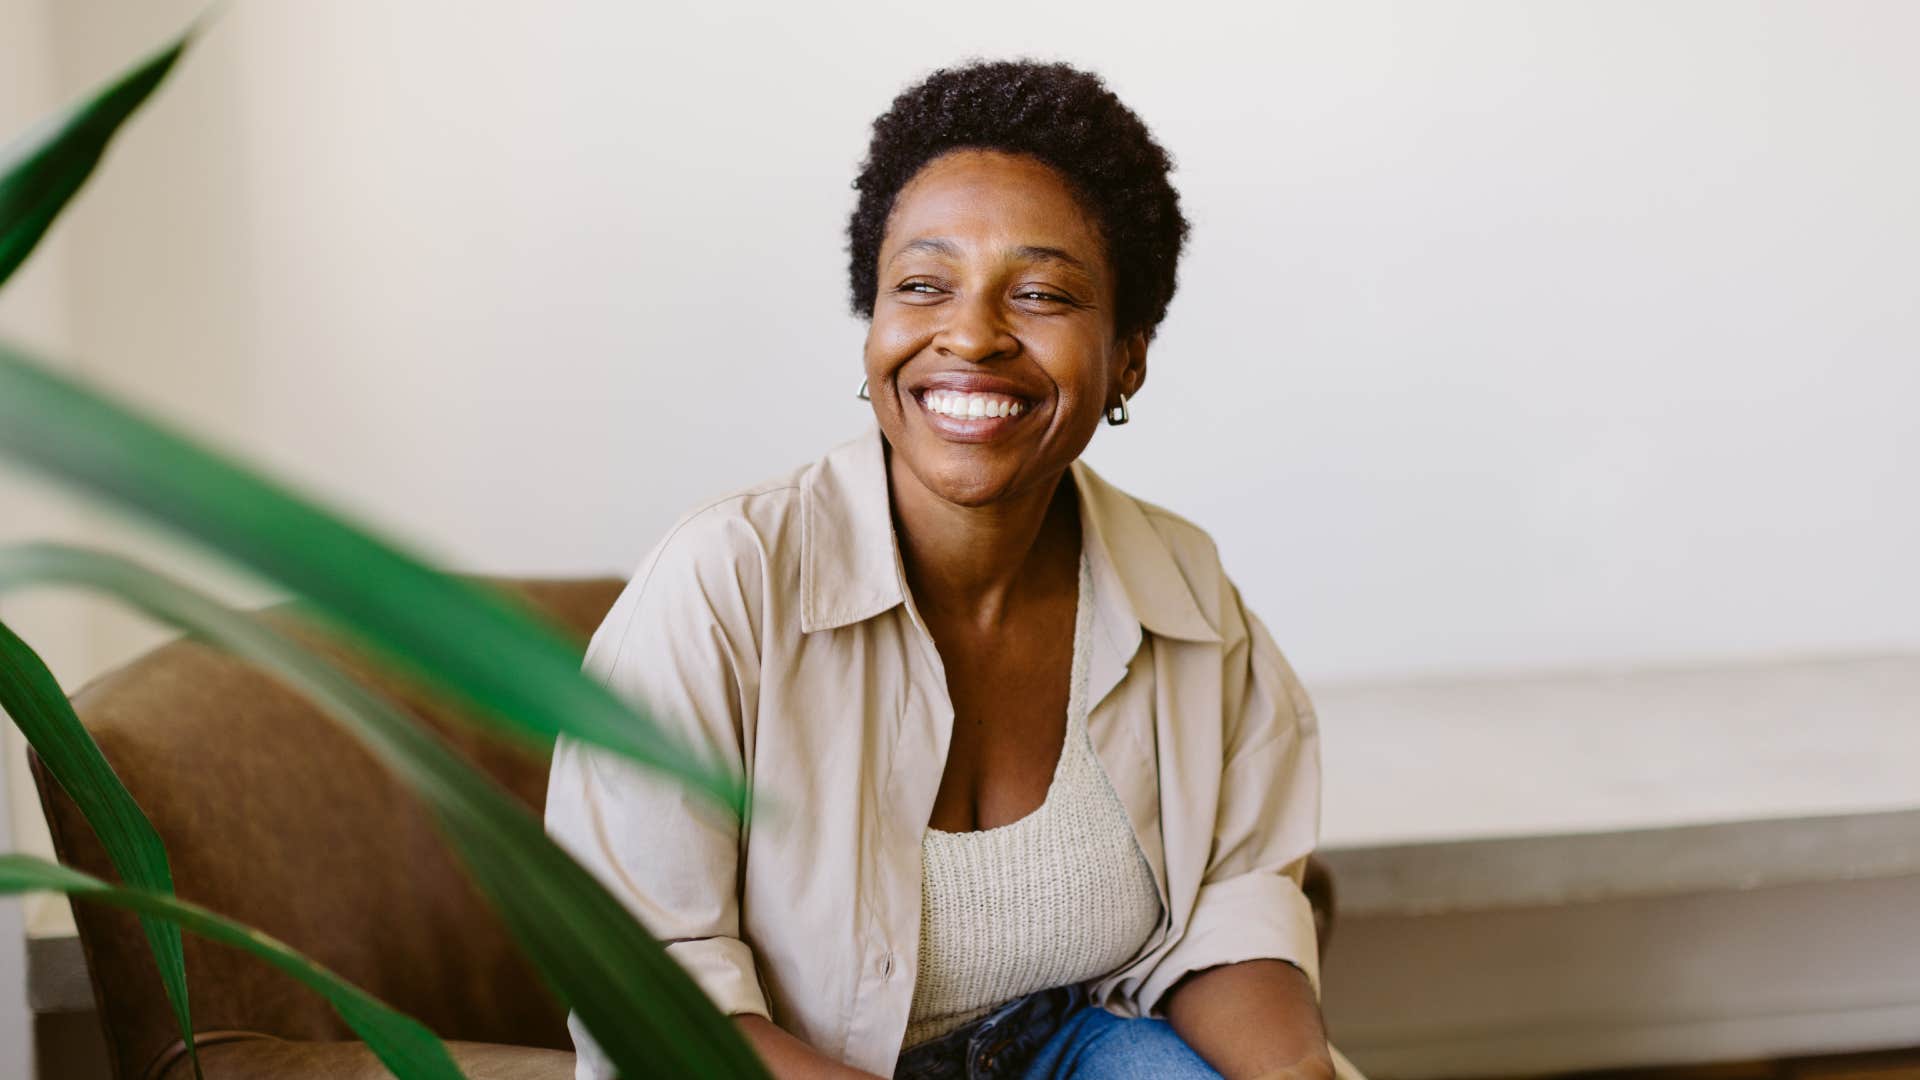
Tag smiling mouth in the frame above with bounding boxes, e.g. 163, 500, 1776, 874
913, 388, 1035, 441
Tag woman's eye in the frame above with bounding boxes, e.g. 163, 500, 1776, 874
1018, 290, 1071, 303
898, 281, 941, 294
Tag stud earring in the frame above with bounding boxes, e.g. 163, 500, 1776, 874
856, 377, 870, 401
1106, 392, 1130, 426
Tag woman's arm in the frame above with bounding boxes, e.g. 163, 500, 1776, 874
734, 1016, 886, 1080
1133, 571, 1333, 1076
546, 513, 793, 1076
1163, 959, 1334, 1080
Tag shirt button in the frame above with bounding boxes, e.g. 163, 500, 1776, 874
874, 951, 894, 978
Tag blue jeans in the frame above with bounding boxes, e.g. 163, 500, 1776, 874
892, 983, 1222, 1080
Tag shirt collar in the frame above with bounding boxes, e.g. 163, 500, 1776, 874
799, 423, 1221, 644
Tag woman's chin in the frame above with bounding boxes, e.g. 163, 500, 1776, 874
891, 441, 1024, 508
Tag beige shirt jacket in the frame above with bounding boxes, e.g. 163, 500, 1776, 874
546, 424, 1363, 1078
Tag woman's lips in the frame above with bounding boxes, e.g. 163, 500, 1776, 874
914, 388, 1035, 443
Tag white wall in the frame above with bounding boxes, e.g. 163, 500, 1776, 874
10, 0, 1920, 691
228, 0, 1920, 682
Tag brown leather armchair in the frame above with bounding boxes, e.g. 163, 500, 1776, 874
32, 577, 1336, 1079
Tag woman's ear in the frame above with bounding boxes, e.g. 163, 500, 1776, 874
1119, 329, 1149, 398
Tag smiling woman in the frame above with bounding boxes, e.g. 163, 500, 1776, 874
868, 150, 1133, 479
545, 59, 1363, 1080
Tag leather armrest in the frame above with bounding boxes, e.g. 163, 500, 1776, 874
152, 1034, 575, 1080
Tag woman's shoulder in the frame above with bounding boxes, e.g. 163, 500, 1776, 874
610, 427, 881, 617
1133, 493, 1225, 568
1080, 469, 1316, 729
1076, 460, 1224, 565
1072, 460, 1245, 637
623, 458, 813, 597
584, 452, 823, 683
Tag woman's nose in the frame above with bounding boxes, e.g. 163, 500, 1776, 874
934, 292, 1018, 362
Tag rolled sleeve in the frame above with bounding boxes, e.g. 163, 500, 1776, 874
1139, 864, 1323, 1012
565, 936, 768, 1080
1143, 579, 1325, 1016
544, 508, 774, 1076
663, 935, 768, 1017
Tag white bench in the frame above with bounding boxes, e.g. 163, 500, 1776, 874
1315, 653, 1920, 1076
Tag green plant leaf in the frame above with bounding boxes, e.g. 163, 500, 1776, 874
0, 341, 742, 816
0, 617, 200, 1072
0, 544, 769, 1079
0, 853, 463, 1080
0, 31, 190, 289
3, 21, 213, 1077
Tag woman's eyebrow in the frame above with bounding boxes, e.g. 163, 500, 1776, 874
889, 238, 1091, 275
890, 237, 961, 263
1013, 245, 1091, 274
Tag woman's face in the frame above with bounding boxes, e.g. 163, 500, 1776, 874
863, 149, 1147, 509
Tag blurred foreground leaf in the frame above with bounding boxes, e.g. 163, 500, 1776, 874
0, 26, 200, 1067
0, 544, 769, 1079
0, 19, 761, 1075
0, 853, 462, 1080
0, 617, 200, 1072
0, 31, 188, 288
0, 341, 742, 813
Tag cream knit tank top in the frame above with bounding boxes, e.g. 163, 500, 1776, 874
904, 550, 1165, 1048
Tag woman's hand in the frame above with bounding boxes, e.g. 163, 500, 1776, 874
733, 1014, 888, 1080
1162, 958, 1334, 1080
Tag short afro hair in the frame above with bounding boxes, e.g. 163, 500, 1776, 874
847, 59, 1189, 340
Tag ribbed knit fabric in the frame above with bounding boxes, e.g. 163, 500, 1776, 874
904, 550, 1165, 1049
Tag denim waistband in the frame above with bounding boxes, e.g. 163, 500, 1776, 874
894, 983, 1090, 1080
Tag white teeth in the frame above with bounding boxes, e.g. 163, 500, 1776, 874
923, 390, 1028, 421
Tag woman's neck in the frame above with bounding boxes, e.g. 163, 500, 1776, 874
885, 447, 1082, 634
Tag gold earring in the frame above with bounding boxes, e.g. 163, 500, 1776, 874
1106, 391, 1129, 426
856, 377, 870, 401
